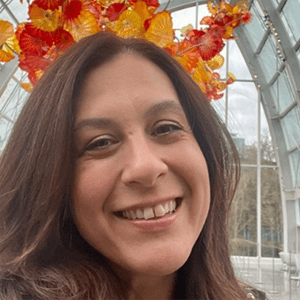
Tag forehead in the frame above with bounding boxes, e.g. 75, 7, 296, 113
76, 53, 182, 121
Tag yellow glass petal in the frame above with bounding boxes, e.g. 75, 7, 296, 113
207, 1, 219, 15
115, 10, 143, 38
30, 4, 60, 32
180, 24, 193, 37
134, 1, 151, 23
5, 34, 21, 54
0, 48, 14, 62
235, 1, 249, 9
205, 54, 224, 70
193, 59, 211, 83
228, 72, 236, 81
64, 10, 101, 42
144, 11, 174, 48
0, 20, 14, 45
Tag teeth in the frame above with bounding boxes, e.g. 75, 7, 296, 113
154, 204, 166, 217
121, 199, 179, 220
144, 207, 154, 220
136, 208, 144, 219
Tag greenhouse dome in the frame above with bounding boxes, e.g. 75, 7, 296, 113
0, 0, 299, 299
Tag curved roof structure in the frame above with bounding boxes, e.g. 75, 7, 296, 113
0, 0, 299, 255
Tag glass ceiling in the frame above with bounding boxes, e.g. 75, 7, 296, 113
0, 0, 300, 253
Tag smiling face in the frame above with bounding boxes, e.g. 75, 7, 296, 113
72, 53, 210, 278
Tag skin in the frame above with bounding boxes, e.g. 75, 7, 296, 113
72, 53, 210, 299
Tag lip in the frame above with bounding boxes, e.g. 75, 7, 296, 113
126, 203, 181, 231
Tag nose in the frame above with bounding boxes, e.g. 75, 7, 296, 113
121, 136, 168, 187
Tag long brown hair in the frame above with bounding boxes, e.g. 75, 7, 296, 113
0, 32, 246, 299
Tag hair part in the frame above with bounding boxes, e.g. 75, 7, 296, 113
0, 32, 245, 299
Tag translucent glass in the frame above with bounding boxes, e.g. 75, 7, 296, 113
242, 2, 266, 51
228, 40, 253, 80
258, 35, 281, 82
282, 0, 300, 45
281, 106, 300, 149
230, 166, 258, 256
0, 77, 27, 122
260, 110, 276, 165
270, 0, 280, 8
289, 149, 300, 186
261, 166, 283, 257
270, 68, 296, 114
172, 6, 196, 40
227, 82, 258, 148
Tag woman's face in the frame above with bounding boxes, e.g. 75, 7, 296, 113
72, 53, 210, 277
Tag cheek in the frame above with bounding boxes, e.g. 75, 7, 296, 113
72, 161, 117, 214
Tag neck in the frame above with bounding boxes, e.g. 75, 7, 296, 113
128, 273, 176, 300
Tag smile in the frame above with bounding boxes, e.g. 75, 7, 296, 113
120, 198, 182, 220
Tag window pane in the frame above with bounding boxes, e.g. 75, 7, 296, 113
228, 40, 252, 80
281, 106, 300, 149
281, 0, 300, 45
227, 82, 258, 147
270, 68, 296, 114
258, 36, 281, 82
289, 149, 300, 186
243, 3, 266, 51
230, 166, 258, 256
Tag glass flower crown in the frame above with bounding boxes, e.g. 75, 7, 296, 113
0, 0, 251, 100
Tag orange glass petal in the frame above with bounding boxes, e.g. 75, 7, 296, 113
134, 1, 151, 23
64, 10, 101, 42
216, 81, 226, 92
220, 1, 233, 13
21, 82, 33, 92
29, 4, 60, 32
0, 49, 14, 62
115, 10, 143, 38
193, 59, 211, 83
0, 20, 14, 45
145, 11, 174, 48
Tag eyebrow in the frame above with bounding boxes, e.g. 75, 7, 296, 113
74, 100, 184, 132
144, 100, 184, 118
74, 117, 117, 132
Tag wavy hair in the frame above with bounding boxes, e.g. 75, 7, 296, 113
0, 32, 246, 299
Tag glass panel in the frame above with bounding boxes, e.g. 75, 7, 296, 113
242, 3, 266, 50
228, 40, 252, 80
281, 106, 300, 149
258, 35, 281, 82
172, 6, 196, 40
7, 0, 29, 23
261, 166, 283, 257
281, 0, 300, 45
230, 166, 257, 256
270, 0, 280, 8
260, 121, 277, 166
211, 96, 226, 123
270, 68, 295, 114
0, 115, 14, 153
289, 149, 300, 186
227, 82, 258, 153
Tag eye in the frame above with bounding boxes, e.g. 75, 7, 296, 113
85, 135, 118, 152
152, 122, 183, 137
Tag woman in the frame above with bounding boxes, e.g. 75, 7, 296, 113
0, 32, 248, 299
